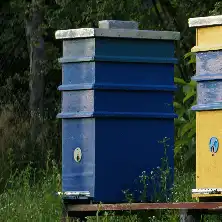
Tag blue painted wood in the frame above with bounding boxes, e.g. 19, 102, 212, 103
62, 63, 95, 85
95, 38, 175, 58
192, 51, 222, 111
61, 62, 175, 86
58, 83, 177, 91
197, 81, 222, 105
192, 73, 222, 81
60, 38, 178, 64
94, 118, 174, 203
59, 90, 175, 116
58, 112, 177, 119
195, 51, 222, 76
192, 103, 222, 111
59, 56, 178, 64
62, 118, 95, 195
58, 36, 177, 203
62, 38, 175, 58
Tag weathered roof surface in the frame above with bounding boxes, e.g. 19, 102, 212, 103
55, 20, 180, 40
55, 28, 180, 40
189, 15, 222, 27
98, 20, 139, 29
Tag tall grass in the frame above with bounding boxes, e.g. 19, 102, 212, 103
1, 160, 222, 221
0, 162, 62, 222
0, 156, 195, 222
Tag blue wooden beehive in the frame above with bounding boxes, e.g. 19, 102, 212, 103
55, 20, 180, 203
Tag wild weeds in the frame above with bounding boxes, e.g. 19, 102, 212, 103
0, 105, 61, 191
0, 161, 62, 222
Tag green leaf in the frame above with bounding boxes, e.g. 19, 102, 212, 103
184, 52, 194, 59
187, 80, 197, 87
175, 139, 188, 147
183, 90, 195, 103
188, 128, 196, 138
188, 56, 196, 64
174, 77, 186, 85
181, 122, 193, 137
173, 102, 182, 109
174, 140, 189, 154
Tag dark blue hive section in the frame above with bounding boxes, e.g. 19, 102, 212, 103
58, 37, 177, 203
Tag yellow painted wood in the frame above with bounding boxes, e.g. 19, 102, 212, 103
197, 26, 222, 46
191, 45, 222, 52
191, 26, 222, 52
196, 110, 222, 189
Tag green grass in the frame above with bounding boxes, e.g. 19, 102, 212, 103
0, 162, 62, 222
0, 163, 222, 222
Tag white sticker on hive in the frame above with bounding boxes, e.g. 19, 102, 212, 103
74, 147, 82, 163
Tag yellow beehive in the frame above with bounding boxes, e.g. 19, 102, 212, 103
189, 15, 222, 199
190, 15, 222, 52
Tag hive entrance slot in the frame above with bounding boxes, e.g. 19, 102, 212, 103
209, 137, 219, 154
74, 147, 82, 163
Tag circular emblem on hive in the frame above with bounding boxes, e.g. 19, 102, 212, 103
74, 147, 82, 163
209, 137, 219, 154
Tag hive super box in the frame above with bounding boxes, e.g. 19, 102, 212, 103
55, 20, 180, 203
189, 15, 222, 198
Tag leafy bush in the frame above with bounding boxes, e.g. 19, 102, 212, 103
174, 52, 197, 170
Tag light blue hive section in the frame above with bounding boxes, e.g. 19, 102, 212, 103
192, 50, 222, 111
62, 118, 95, 195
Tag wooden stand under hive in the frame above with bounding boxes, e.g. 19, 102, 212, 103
189, 15, 222, 201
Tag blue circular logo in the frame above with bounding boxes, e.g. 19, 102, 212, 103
209, 137, 219, 153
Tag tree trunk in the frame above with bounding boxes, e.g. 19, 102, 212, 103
25, 0, 45, 147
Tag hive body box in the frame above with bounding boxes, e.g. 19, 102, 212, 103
55, 21, 180, 203
189, 15, 222, 198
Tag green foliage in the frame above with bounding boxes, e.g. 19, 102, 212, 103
0, 163, 62, 222
174, 51, 197, 170
0, 153, 220, 221
184, 52, 196, 66
210, 2, 222, 15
